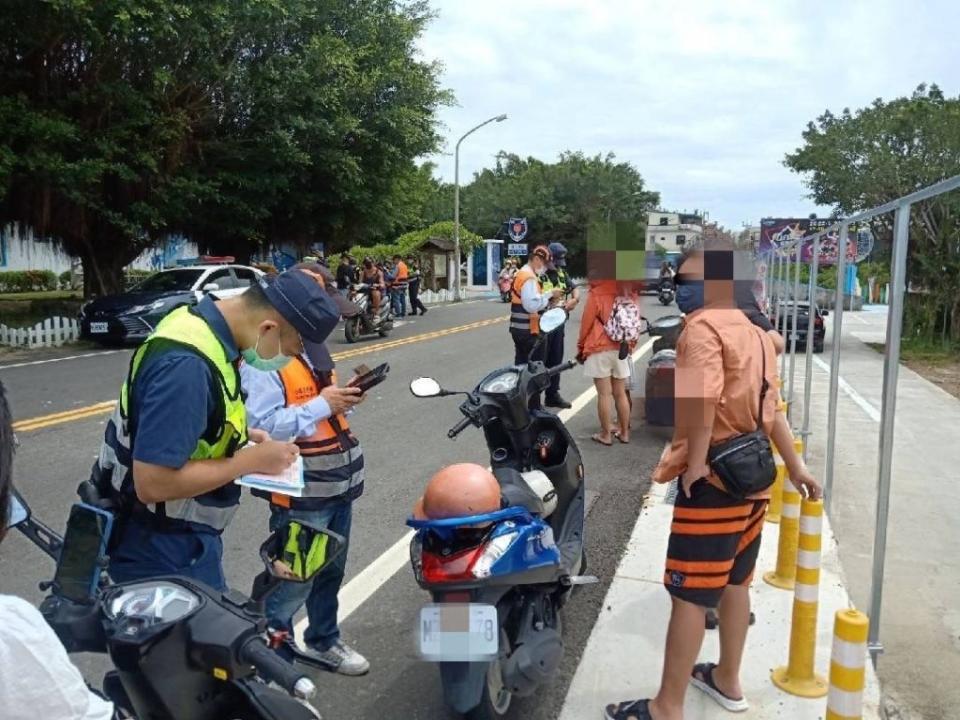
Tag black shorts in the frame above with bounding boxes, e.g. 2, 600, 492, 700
663, 481, 767, 608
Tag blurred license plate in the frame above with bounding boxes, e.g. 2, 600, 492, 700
419, 604, 498, 661
90, 322, 109, 334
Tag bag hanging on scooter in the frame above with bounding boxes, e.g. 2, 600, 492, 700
706, 332, 776, 500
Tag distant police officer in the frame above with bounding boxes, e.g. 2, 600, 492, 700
539, 242, 580, 408
88, 269, 340, 591
509, 244, 564, 408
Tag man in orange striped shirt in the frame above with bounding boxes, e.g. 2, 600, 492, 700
604, 245, 821, 720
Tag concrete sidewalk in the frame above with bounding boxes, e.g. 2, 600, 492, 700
559, 477, 881, 719
787, 306, 960, 720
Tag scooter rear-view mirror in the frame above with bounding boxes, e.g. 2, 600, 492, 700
410, 377, 443, 398
5, 489, 29, 530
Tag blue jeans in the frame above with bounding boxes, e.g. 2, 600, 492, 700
266, 501, 352, 651
109, 520, 227, 591
391, 288, 406, 317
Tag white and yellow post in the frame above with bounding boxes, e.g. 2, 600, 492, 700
772, 498, 828, 698
826, 609, 870, 719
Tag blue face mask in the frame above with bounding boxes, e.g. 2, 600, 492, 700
242, 330, 293, 372
676, 281, 704, 314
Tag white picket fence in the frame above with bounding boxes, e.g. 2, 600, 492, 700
0, 316, 80, 348
419, 288, 455, 304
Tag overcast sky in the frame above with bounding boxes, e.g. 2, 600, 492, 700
417, 0, 960, 230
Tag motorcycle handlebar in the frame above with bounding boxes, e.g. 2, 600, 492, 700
240, 638, 316, 700
447, 416, 473, 439
546, 360, 578, 377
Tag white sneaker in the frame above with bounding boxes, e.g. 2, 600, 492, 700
316, 640, 370, 676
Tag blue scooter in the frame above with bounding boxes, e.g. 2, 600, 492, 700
406, 308, 597, 719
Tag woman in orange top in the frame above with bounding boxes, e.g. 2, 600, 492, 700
576, 280, 636, 446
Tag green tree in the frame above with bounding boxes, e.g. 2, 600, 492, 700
0, 0, 449, 295
784, 84, 960, 345
449, 151, 658, 275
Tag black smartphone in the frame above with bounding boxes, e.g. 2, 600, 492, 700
53, 503, 114, 603
348, 362, 390, 394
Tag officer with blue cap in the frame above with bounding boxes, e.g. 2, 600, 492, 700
540, 242, 580, 408
90, 267, 341, 591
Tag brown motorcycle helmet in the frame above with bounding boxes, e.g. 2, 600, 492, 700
413, 463, 502, 521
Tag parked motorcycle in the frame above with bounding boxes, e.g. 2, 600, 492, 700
405, 308, 597, 719
7, 490, 345, 720
645, 314, 684, 427
344, 282, 393, 342
658, 278, 675, 306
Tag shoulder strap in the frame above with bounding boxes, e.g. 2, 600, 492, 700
756, 329, 769, 432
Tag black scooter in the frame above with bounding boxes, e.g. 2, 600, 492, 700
405, 308, 598, 719
7, 490, 345, 720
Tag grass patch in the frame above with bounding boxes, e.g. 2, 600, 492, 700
0, 290, 82, 301
867, 339, 959, 364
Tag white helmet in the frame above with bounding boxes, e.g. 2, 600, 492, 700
520, 470, 558, 518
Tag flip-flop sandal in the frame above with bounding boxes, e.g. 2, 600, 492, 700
603, 698, 653, 720
592, 434, 613, 447
690, 662, 749, 712
613, 431, 630, 444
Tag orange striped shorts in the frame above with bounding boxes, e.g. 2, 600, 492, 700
664, 481, 768, 607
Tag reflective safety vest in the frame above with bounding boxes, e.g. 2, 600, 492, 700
510, 266, 541, 336
392, 261, 409, 289
94, 306, 248, 533
540, 268, 570, 294
253, 357, 365, 510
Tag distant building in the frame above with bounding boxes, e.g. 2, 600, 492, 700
646, 211, 703, 252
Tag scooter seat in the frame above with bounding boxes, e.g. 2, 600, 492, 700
494, 467, 546, 516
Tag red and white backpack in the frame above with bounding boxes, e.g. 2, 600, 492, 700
604, 295, 643, 344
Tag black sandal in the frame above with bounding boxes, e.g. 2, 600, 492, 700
603, 698, 653, 720
690, 662, 749, 713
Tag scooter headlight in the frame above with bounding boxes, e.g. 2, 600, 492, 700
480, 370, 519, 395
105, 581, 202, 628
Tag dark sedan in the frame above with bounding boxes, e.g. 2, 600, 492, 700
773, 301, 827, 353
79, 264, 262, 345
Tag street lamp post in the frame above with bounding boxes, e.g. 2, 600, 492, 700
453, 113, 507, 301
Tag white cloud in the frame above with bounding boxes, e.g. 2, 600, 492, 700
417, 0, 960, 229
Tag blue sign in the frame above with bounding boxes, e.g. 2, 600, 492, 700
507, 243, 528, 257
507, 217, 528, 242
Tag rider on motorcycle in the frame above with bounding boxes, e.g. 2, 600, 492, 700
359, 258, 386, 323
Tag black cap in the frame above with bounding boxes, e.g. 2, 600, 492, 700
258, 269, 339, 343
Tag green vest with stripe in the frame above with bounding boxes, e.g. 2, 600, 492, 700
94, 306, 248, 532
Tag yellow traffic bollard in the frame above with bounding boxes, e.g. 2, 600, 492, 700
772, 498, 828, 698
763, 479, 801, 589
767, 437, 804, 525
826, 609, 869, 720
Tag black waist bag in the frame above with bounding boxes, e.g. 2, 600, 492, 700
707, 333, 776, 500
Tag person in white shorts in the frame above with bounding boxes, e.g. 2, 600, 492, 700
576, 280, 637, 446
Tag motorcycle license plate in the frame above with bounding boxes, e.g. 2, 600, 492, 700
90, 322, 109, 334
418, 604, 498, 662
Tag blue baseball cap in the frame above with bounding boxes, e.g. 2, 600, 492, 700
548, 242, 568, 267
258, 269, 339, 343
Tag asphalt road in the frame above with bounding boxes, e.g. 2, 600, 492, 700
0, 293, 677, 720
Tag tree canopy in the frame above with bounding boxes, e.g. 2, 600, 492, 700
0, 0, 449, 295
419, 151, 659, 275
784, 84, 960, 345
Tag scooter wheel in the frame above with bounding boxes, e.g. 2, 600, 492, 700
344, 318, 360, 343
464, 632, 512, 720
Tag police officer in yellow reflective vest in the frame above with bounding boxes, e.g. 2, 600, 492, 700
241, 262, 370, 676
539, 242, 581, 409
88, 270, 339, 592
